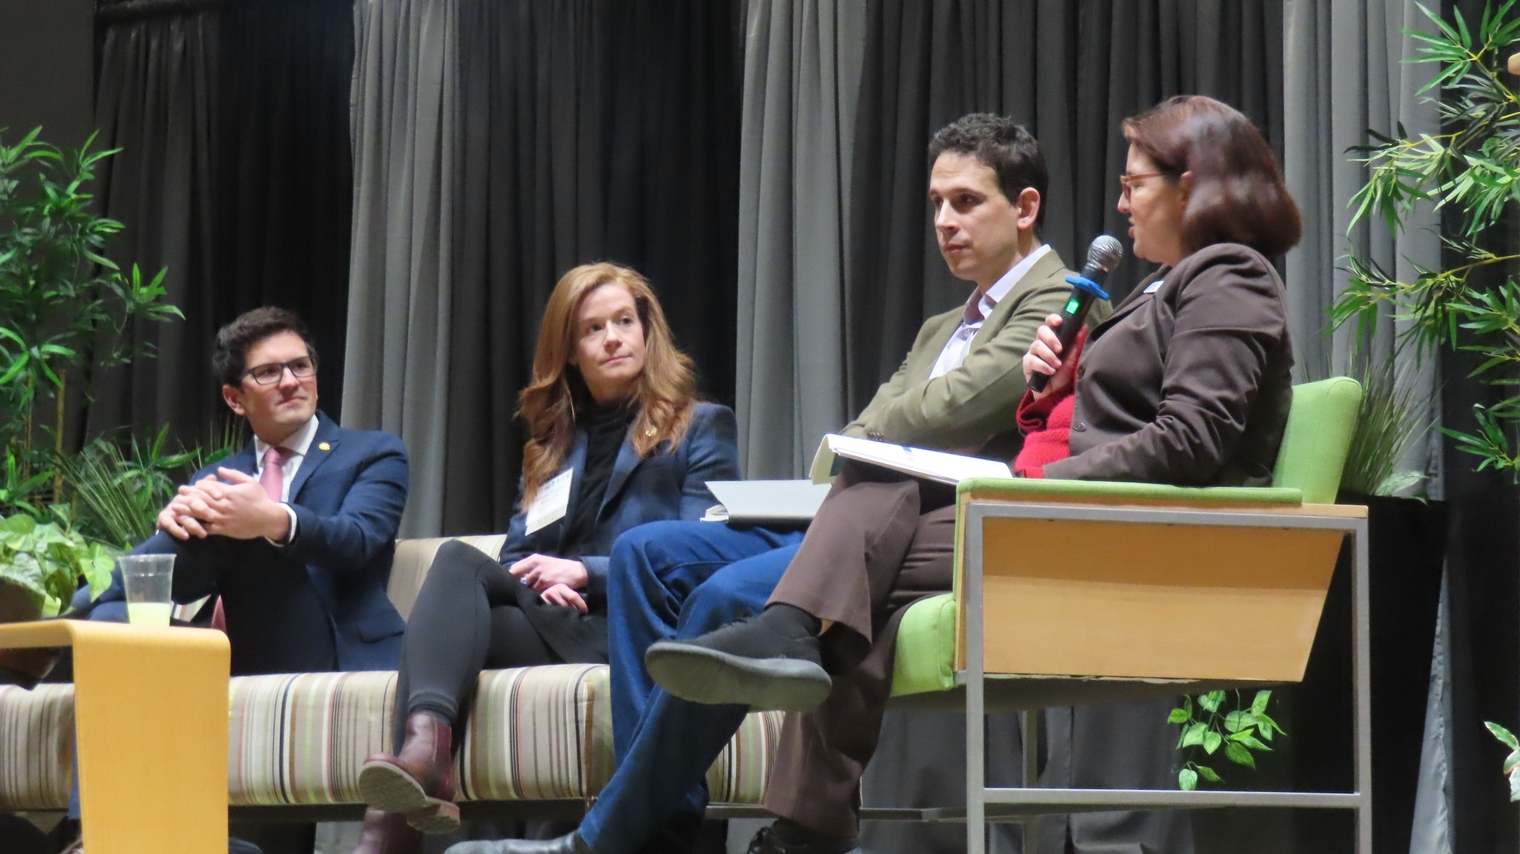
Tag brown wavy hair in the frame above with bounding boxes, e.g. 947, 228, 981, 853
518, 262, 698, 505
1122, 95, 1301, 257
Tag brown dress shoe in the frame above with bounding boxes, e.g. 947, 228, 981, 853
358, 712, 459, 833
352, 808, 424, 854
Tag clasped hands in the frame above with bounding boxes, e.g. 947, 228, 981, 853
509, 555, 590, 613
157, 468, 291, 543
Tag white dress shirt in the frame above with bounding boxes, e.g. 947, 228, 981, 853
929, 244, 1052, 378
253, 415, 319, 543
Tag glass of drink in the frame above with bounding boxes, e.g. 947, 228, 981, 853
118, 555, 175, 627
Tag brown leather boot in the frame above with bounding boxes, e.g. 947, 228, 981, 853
351, 808, 424, 854
358, 712, 459, 833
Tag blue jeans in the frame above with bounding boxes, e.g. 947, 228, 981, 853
580, 520, 805, 854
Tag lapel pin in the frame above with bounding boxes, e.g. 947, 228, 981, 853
318, 442, 331, 451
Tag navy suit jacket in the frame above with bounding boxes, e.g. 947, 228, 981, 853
498, 401, 740, 607
90, 412, 410, 671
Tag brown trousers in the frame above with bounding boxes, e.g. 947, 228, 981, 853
761, 462, 958, 838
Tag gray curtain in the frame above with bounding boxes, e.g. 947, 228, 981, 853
1283, 0, 1443, 493
342, 0, 458, 537
734, 0, 867, 478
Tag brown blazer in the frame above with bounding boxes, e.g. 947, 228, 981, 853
1042, 242, 1293, 486
841, 248, 1080, 460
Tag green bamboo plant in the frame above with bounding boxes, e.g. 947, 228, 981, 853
1334, 0, 1520, 478
0, 126, 183, 511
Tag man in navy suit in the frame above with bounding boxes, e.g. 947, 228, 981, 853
59, 307, 409, 854
81, 306, 409, 674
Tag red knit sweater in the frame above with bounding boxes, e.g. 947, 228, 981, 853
1012, 327, 1087, 478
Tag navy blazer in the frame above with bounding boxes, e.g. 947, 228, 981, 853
498, 401, 740, 605
90, 413, 410, 671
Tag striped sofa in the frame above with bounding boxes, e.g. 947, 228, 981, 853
0, 535, 783, 820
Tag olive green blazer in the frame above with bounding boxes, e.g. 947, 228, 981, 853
841, 248, 1091, 461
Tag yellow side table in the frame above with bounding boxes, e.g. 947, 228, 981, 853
0, 620, 229, 854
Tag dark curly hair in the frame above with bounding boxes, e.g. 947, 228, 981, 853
1121, 95, 1301, 257
212, 307, 317, 387
927, 113, 1049, 228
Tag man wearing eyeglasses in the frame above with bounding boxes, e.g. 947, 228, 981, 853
78, 306, 410, 676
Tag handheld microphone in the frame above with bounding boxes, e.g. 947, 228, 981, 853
1028, 235, 1123, 393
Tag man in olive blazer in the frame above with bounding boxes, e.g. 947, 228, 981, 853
838, 245, 1093, 462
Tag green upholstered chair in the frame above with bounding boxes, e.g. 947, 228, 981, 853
878, 377, 1369, 854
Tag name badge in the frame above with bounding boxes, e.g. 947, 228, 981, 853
525, 469, 574, 535
1143, 280, 1164, 294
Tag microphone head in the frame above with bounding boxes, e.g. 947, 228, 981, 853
1086, 235, 1124, 273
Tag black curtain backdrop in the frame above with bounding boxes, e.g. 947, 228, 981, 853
844, 0, 1282, 417
214, 0, 354, 421
87, 3, 221, 445
443, 0, 741, 534
83, 0, 352, 450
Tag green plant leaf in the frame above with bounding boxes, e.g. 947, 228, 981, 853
1181, 722, 1207, 749
1168, 707, 1191, 724
1196, 765, 1223, 783
1250, 690, 1271, 716
1179, 768, 1198, 791
1203, 731, 1223, 755
1198, 691, 1225, 714
1224, 710, 1254, 733
1224, 743, 1257, 769
1488, 721, 1520, 749
1235, 734, 1273, 752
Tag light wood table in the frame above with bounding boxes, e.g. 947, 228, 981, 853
0, 620, 229, 854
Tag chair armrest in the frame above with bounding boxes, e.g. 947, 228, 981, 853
949, 487, 1361, 682
955, 476, 1303, 507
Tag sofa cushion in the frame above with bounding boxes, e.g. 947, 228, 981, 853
0, 684, 73, 810
225, 664, 781, 806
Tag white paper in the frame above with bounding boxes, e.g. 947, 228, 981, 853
823, 434, 1012, 485
704, 480, 832, 524
524, 469, 574, 535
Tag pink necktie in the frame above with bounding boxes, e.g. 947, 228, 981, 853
260, 446, 292, 502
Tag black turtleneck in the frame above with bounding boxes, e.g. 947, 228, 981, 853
558, 400, 636, 558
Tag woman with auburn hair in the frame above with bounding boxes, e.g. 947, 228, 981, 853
351, 262, 740, 853
634, 95, 1298, 854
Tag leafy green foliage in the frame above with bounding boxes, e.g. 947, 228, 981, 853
1485, 721, 1520, 800
1336, 0, 1520, 478
0, 125, 182, 485
0, 508, 116, 616
56, 422, 244, 549
1169, 690, 1284, 789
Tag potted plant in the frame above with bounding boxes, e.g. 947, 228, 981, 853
0, 126, 183, 520
0, 126, 184, 619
